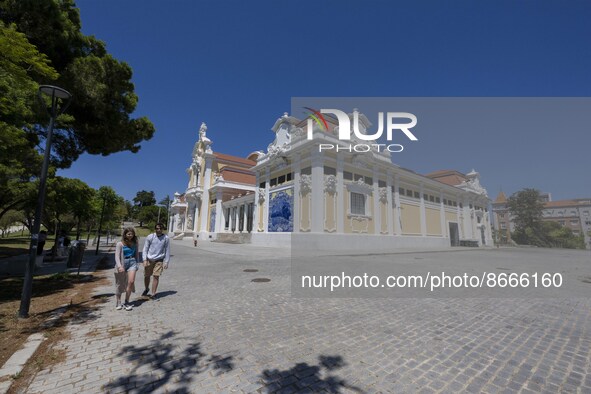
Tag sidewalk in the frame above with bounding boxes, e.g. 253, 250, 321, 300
173, 237, 494, 259
0, 241, 116, 394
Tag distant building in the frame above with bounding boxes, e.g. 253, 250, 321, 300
542, 199, 591, 248
491, 191, 512, 243
491, 191, 591, 249
170, 112, 493, 249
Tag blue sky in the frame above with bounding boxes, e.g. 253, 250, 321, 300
60, 0, 591, 203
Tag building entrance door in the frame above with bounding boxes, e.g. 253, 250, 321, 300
449, 222, 459, 246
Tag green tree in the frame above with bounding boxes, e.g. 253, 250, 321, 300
18, 177, 95, 238
0, 21, 56, 223
0, 0, 155, 168
158, 195, 171, 223
0, 209, 23, 237
543, 221, 585, 249
508, 188, 545, 245
138, 205, 160, 229
133, 190, 156, 207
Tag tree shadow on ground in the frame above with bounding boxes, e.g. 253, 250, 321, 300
19, 294, 108, 334
103, 331, 235, 393
0, 274, 105, 303
260, 355, 364, 393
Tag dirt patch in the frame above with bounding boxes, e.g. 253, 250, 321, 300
0, 256, 113, 392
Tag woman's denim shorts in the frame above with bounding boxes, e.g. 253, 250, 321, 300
123, 257, 139, 272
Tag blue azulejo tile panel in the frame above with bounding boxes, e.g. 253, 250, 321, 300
209, 206, 216, 233
268, 188, 293, 232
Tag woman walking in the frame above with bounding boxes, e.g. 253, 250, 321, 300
114, 227, 140, 310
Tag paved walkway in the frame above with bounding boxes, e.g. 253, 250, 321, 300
23, 242, 591, 393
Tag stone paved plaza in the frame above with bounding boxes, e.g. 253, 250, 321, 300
25, 242, 591, 393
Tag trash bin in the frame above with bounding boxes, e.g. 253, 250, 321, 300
67, 240, 87, 268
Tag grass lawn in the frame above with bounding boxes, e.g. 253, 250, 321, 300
0, 234, 56, 260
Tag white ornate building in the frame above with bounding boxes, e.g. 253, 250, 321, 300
170, 113, 493, 249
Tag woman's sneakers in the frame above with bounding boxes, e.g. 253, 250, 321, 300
116, 302, 133, 311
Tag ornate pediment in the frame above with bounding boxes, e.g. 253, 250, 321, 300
346, 178, 373, 195
458, 169, 488, 197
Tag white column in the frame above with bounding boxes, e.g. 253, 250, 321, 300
168, 214, 174, 235
373, 166, 380, 234
263, 167, 270, 232
439, 190, 446, 237
311, 151, 324, 233
386, 171, 394, 235
419, 182, 426, 236
193, 200, 200, 233
242, 203, 248, 232
336, 154, 345, 234
199, 157, 213, 236
394, 174, 402, 235
461, 196, 470, 239
214, 190, 223, 234
253, 175, 260, 231
292, 153, 301, 233
231, 206, 237, 232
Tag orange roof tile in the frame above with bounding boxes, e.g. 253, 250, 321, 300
219, 168, 256, 185
425, 170, 468, 186
213, 152, 256, 167
544, 200, 585, 208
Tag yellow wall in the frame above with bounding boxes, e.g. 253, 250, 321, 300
425, 207, 442, 236
380, 201, 388, 234
300, 193, 311, 232
401, 203, 421, 234
324, 192, 336, 232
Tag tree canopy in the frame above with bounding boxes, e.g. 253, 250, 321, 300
508, 188, 584, 249
0, 0, 155, 168
507, 188, 544, 234
133, 190, 156, 207
0, 0, 156, 225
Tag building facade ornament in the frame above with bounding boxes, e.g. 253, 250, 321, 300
324, 175, 337, 195
300, 174, 312, 196
458, 169, 488, 197
379, 187, 388, 203
213, 172, 224, 183
258, 188, 266, 204
346, 178, 373, 195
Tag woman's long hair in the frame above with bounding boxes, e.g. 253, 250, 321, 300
121, 227, 138, 246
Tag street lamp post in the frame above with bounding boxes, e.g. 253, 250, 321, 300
19, 85, 72, 318
95, 195, 107, 255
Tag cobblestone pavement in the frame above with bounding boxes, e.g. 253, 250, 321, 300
25, 242, 591, 393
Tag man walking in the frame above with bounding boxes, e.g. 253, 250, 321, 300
142, 223, 171, 299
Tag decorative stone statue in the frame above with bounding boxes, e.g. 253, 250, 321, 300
186, 213, 193, 230
175, 213, 183, 231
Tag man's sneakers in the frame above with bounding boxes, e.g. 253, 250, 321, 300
123, 302, 133, 311
115, 304, 123, 310
141, 289, 149, 297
